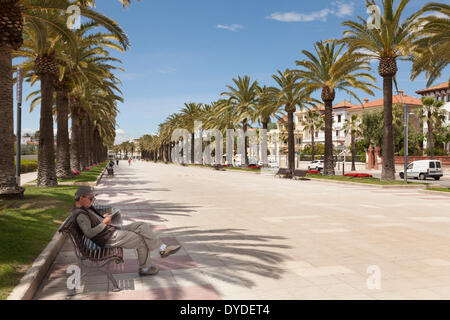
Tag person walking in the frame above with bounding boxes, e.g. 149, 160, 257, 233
128, 158, 132, 166
72, 186, 181, 276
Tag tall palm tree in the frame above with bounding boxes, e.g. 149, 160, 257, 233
343, 114, 363, 171
341, 0, 422, 180
411, 3, 450, 86
301, 108, 325, 161
421, 97, 445, 159
267, 70, 315, 173
293, 40, 376, 175
0, 0, 129, 195
221, 75, 259, 167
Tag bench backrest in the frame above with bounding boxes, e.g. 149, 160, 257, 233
59, 216, 102, 259
294, 170, 308, 177
276, 168, 289, 174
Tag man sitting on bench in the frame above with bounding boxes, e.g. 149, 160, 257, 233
72, 186, 181, 276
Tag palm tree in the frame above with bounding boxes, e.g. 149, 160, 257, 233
421, 97, 445, 159
343, 114, 363, 171
293, 40, 376, 175
221, 75, 259, 167
267, 70, 315, 173
301, 108, 325, 161
0, 0, 129, 195
411, 3, 450, 86
341, 0, 423, 180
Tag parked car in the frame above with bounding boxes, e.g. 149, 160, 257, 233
308, 160, 324, 171
399, 160, 443, 181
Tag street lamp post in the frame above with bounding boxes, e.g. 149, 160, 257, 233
16, 68, 23, 186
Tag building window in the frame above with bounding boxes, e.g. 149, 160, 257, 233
336, 130, 340, 137
315, 131, 319, 138
296, 138, 301, 145
338, 115, 342, 123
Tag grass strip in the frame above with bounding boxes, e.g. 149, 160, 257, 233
427, 187, 450, 193
59, 161, 108, 183
306, 173, 424, 186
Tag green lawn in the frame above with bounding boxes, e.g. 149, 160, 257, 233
0, 186, 79, 300
306, 173, 424, 186
187, 164, 261, 173
224, 167, 261, 173
427, 187, 450, 193
59, 161, 108, 183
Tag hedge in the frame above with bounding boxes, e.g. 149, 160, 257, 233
13, 159, 38, 174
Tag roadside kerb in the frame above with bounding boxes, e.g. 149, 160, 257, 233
420, 189, 450, 197
306, 177, 427, 189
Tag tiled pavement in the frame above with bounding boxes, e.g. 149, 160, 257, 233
34, 161, 450, 300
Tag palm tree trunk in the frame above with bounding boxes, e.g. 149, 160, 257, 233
262, 120, 269, 168
381, 76, 396, 181
191, 132, 195, 164
351, 134, 356, 171
84, 116, 91, 166
287, 107, 295, 173
428, 117, 434, 159
79, 116, 87, 170
311, 128, 315, 161
70, 103, 81, 172
37, 73, 58, 186
324, 100, 335, 175
0, 45, 23, 197
56, 89, 72, 178
243, 118, 248, 167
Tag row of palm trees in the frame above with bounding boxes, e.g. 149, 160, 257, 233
137, 1, 449, 181
0, 0, 134, 198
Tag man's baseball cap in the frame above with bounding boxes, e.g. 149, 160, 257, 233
75, 186, 97, 199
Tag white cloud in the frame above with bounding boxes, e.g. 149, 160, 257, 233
157, 67, 176, 75
216, 24, 244, 32
116, 128, 125, 134
267, 1, 354, 23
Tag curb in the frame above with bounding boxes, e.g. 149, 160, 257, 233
7, 217, 69, 300
420, 189, 450, 197
96, 167, 107, 186
306, 177, 427, 189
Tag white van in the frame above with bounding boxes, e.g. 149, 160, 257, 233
399, 160, 443, 181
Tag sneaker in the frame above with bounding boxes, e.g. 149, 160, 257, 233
139, 266, 160, 276
160, 245, 181, 258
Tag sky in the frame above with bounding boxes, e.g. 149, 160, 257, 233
13, 0, 449, 144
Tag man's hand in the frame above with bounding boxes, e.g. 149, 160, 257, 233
103, 215, 112, 225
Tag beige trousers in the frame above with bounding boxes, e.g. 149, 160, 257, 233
105, 222, 161, 269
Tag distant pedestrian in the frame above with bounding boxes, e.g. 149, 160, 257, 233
116, 159, 119, 166
128, 158, 132, 166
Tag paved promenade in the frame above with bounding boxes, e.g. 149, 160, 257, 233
34, 161, 450, 300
